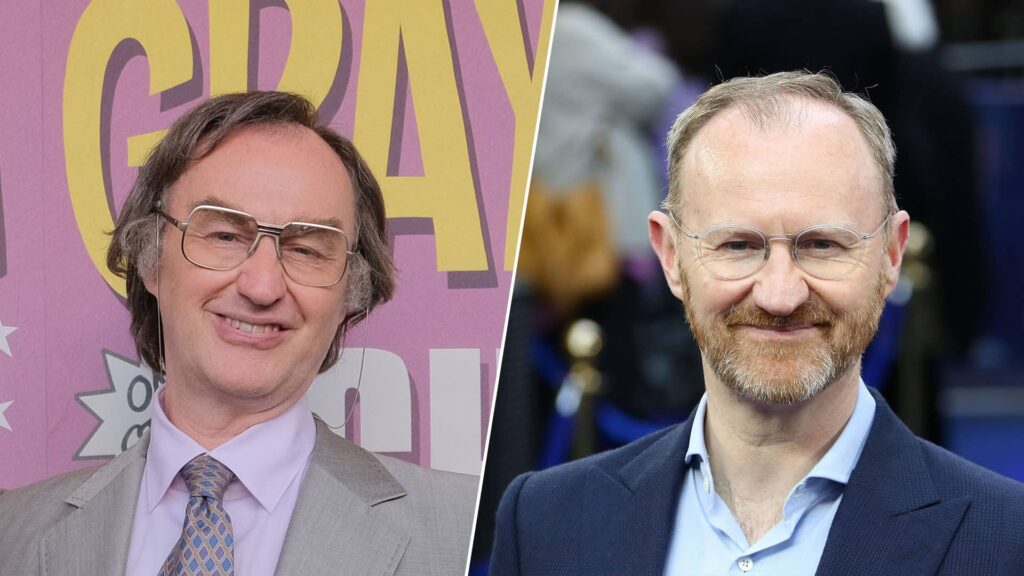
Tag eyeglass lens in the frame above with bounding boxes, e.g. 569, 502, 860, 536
181, 207, 350, 287
697, 226, 867, 280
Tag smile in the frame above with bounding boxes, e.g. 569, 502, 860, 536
211, 313, 288, 350
738, 324, 819, 338
214, 313, 286, 335
225, 317, 281, 334
755, 324, 814, 332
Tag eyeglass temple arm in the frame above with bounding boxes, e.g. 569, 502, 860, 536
664, 210, 700, 239
862, 212, 894, 240
153, 202, 187, 232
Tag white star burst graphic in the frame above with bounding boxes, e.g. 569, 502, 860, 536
0, 400, 12, 431
76, 350, 163, 459
0, 320, 16, 357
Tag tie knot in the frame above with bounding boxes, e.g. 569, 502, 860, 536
180, 454, 234, 500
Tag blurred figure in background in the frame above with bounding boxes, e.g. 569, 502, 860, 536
472, 2, 698, 571
520, 0, 675, 309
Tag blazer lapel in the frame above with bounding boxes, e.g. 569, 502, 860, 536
274, 421, 410, 576
41, 436, 148, 576
579, 420, 693, 576
816, 391, 969, 576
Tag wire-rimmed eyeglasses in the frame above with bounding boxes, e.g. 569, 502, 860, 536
665, 211, 892, 281
155, 203, 354, 287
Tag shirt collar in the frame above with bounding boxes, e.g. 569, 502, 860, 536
803, 380, 876, 485
684, 379, 877, 486
684, 393, 710, 467
145, 391, 316, 513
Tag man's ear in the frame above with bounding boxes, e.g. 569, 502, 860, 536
882, 210, 911, 297
649, 211, 686, 301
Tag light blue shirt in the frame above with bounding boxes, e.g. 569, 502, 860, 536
663, 381, 876, 576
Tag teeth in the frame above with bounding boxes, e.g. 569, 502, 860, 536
226, 317, 281, 334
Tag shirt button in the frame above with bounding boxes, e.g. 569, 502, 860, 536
738, 557, 754, 572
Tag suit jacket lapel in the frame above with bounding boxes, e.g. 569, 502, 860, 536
816, 391, 969, 576
569, 389, 969, 576
41, 436, 148, 576
274, 420, 411, 576
579, 419, 693, 575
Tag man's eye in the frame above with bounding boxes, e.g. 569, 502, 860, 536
722, 240, 755, 251
801, 238, 840, 251
204, 231, 244, 244
286, 244, 325, 259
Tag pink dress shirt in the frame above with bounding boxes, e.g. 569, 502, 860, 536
125, 392, 316, 576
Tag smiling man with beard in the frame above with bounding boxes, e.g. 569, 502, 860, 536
490, 72, 1024, 576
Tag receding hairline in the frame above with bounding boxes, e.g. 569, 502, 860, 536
189, 121, 324, 165
677, 95, 881, 199
665, 80, 896, 220
164, 122, 359, 232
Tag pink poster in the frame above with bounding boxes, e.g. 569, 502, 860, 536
0, 0, 554, 488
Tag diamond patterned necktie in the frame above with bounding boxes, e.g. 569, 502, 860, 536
158, 454, 236, 576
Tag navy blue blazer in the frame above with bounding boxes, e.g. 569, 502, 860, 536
491, 390, 1024, 575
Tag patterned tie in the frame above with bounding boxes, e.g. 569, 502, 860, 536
158, 454, 236, 576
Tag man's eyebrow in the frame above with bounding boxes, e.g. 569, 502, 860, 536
188, 195, 345, 228
292, 215, 344, 229
188, 195, 237, 213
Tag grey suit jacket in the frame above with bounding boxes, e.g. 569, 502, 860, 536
0, 419, 477, 575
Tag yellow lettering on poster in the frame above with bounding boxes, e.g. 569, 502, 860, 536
210, 0, 342, 103
209, 0, 250, 95
475, 0, 555, 270
64, 0, 193, 297
126, 130, 164, 167
127, 0, 342, 167
354, 0, 485, 271
123, 0, 253, 168
276, 0, 342, 105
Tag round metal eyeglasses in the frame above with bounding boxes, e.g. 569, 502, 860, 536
155, 204, 354, 287
666, 211, 893, 281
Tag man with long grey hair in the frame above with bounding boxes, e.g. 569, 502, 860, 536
0, 91, 476, 576
491, 71, 1024, 575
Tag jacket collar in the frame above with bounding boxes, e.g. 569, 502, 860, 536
578, 420, 693, 575
41, 419, 414, 576
577, 389, 969, 576
272, 418, 411, 576
814, 389, 969, 575
41, 434, 149, 576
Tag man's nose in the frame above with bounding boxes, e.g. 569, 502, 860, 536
235, 235, 287, 306
750, 241, 810, 316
